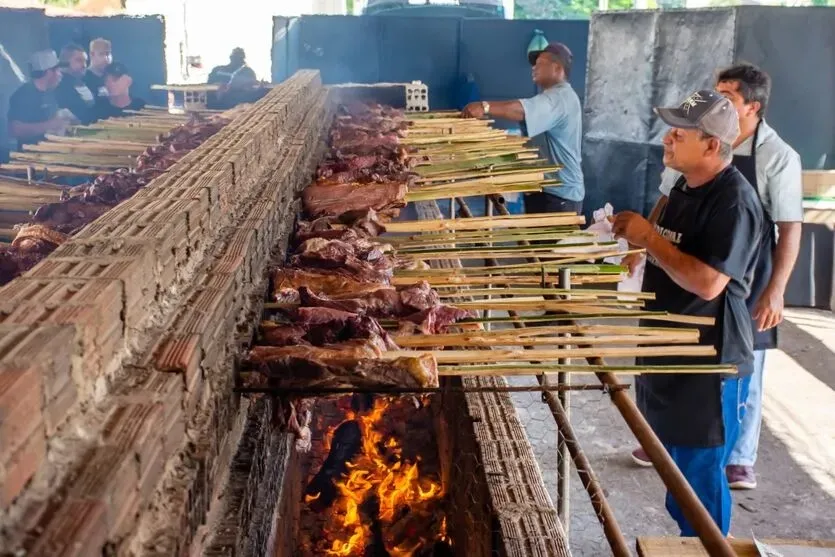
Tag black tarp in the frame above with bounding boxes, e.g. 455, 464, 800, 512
584, 7, 835, 308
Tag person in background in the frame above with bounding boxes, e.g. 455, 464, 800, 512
94, 62, 145, 119
207, 47, 258, 109
56, 43, 96, 125
629, 65, 803, 492
85, 37, 112, 100
0, 43, 26, 162
7, 50, 71, 149
460, 42, 584, 215
613, 90, 763, 536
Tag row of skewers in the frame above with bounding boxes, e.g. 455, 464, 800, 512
0, 111, 231, 284
241, 102, 734, 394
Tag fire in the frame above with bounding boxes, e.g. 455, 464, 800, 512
310, 397, 448, 556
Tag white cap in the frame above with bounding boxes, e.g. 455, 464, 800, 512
30, 50, 59, 72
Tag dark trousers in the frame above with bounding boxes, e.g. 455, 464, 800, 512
524, 191, 583, 215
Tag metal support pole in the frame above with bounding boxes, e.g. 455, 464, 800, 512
543, 383, 631, 557
556, 268, 571, 532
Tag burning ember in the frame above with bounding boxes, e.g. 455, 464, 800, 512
298, 396, 451, 556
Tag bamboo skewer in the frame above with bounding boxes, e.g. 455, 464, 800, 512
404, 182, 548, 202
384, 345, 716, 364
452, 300, 645, 311
396, 242, 615, 256
392, 274, 624, 287
395, 333, 697, 348
401, 323, 694, 338
437, 363, 735, 377
380, 311, 712, 326
388, 228, 593, 246
383, 213, 585, 232
436, 287, 654, 300
396, 261, 624, 275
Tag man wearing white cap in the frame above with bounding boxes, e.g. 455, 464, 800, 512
7, 50, 71, 148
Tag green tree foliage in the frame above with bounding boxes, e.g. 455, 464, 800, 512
515, 0, 633, 19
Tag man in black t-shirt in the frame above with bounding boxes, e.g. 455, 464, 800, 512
56, 43, 97, 125
7, 50, 71, 149
94, 62, 146, 120
206, 47, 259, 109
84, 38, 112, 101
612, 90, 764, 537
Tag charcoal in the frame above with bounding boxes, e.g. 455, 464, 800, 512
305, 420, 362, 512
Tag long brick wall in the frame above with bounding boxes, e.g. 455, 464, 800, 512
0, 70, 332, 556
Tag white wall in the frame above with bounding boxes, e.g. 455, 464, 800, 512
127, 0, 346, 84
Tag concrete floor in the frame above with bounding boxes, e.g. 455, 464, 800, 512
509, 308, 835, 556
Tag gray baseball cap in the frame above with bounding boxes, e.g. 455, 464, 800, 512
655, 89, 739, 145
30, 50, 60, 72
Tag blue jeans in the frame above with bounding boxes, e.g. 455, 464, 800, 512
664, 377, 748, 536
728, 350, 766, 467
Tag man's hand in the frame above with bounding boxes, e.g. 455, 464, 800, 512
621, 252, 646, 277
752, 285, 784, 331
45, 116, 69, 134
461, 102, 485, 119
612, 211, 657, 248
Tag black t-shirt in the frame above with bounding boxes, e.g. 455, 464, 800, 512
7, 81, 58, 147
83, 70, 109, 100
56, 76, 96, 125
94, 96, 146, 120
636, 165, 763, 448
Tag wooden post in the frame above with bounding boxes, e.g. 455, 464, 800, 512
556, 268, 571, 531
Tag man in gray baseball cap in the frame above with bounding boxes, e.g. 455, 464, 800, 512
611, 89, 765, 537
7, 49, 69, 148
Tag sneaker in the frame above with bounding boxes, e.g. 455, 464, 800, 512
727, 465, 757, 490
631, 447, 653, 467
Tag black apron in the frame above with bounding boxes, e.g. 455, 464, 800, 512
734, 122, 778, 350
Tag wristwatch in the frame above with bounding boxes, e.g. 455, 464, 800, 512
481, 101, 490, 115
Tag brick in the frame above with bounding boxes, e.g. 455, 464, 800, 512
68, 446, 139, 538
155, 334, 201, 383
0, 425, 46, 508
101, 402, 165, 482
28, 499, 108, 557
43, 380, 77, 436
0, 366, 43, 458
24, 256, 155, 330
1, 325, 75, 401
110, 489, 141, 541
185, 368, 206, 420
138, 436, 165, 501
163, 404, 186, 459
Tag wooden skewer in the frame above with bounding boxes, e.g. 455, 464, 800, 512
391, 275, 624, 287
436, 287, 654, 300
402, 323, 696, 338
405, 182, 546, 202
383, 213, 584, 232
384, 345, 716, 364
437, 363, 736, 376
382, 310, 713, 326
399, 249, 634, 263
453, 300, 645, 311
395, 333, 697, 348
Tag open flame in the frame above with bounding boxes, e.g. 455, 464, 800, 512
307, 397, 448, 556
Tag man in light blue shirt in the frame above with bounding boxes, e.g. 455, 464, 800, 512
462, 42, 584, 214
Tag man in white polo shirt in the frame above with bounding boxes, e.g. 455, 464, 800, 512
629, 64, 803, 491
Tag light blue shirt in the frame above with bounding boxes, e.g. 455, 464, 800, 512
519, 82, 584, 202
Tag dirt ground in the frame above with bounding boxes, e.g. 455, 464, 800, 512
509, 308, 835, 555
